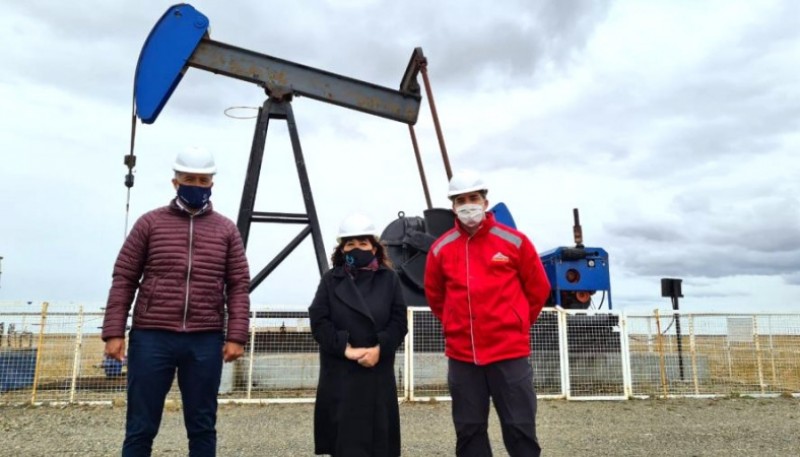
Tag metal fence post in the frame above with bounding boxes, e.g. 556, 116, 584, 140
404, 308, 414, 401
246, 324, 256, 400
753, 316, 765, 394
69, 306, 85, 403
725, 338, 733, 382
688, 314, 699, 395
654, 309, 669, 398
31, 302, 49, 404
557, 309, 570, 399
619, 312, 633, 398
767, 316, 777, 388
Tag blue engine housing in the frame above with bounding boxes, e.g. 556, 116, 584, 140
539, 246, 612, 309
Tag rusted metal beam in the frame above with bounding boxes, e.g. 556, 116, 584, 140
188, 39, 422, 124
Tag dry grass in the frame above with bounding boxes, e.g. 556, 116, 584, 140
628, 334, 800, 394
35, 334, 108, 380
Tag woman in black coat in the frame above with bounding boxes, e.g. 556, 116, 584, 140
309, 213, 408, 457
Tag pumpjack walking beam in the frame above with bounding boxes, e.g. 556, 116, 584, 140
131, 4, 425, 292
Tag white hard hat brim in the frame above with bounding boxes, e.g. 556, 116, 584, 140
447, 185, 488, 198
173, 163, 217, 175
336, 231, 380, 244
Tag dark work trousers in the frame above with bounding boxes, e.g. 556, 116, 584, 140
448, 357, 540, 457
122, 329, 224, 457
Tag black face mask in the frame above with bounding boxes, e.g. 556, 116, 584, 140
344, 248, 375, 268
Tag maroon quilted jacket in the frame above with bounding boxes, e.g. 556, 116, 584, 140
102, 199, 251, 344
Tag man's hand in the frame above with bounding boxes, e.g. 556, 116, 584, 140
104, 338, 126, 362
358, 345, 380, 368
223, 342, 245, 362
344, 343, 368, 361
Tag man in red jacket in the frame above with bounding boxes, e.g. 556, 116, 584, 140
102, 146, 251, 457
425, 170, 550, 457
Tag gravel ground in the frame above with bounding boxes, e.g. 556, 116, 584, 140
2, 397, 799, 456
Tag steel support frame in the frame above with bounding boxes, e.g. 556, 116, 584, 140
237, 98, 329, 292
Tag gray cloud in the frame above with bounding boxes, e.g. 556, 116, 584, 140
782, 273, 800, 286
604, 221, 686, 243
418, 0, 612, 88
464, 1, 800, 179
608, 194, 800, 280
616, 246, 800, 279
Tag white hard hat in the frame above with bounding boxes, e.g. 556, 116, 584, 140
173, 146, 217, 174
336, 213, 378, 244
447, 169, 488, 198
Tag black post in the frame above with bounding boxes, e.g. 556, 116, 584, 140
672, 295, 685, 381
661, 278, 685, 381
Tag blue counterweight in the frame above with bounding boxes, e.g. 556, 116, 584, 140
134, 4, 210, 124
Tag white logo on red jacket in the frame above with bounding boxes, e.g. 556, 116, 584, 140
491, 252, 510, 263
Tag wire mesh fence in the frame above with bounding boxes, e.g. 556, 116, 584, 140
234, 311, 406, 402
238, 311, 317, 402
406, 308, 448, 400
530, 311, 563, 397
1, 303, 799, 405
625, 312, 800, 397
0, 303, 127, 404
563, 312, 625, 399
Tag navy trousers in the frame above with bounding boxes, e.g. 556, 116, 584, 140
122, 329, 224, 457
448, 357, 541, 457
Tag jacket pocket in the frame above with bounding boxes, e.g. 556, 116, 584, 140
217, 278, 226, 318
442, 302, 453, 337
135, 277, 160, 317
508, 302, 525, 334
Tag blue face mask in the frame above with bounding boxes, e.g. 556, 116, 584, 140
177, 185, 212, 209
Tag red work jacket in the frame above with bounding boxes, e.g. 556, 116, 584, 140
424, 213, 550, 365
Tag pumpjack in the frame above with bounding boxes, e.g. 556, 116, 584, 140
127, 4, 619, 357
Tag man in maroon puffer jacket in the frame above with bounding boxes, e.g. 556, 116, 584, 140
102, 146, 250, 457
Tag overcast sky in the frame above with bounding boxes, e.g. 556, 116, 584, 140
1, 0, 798, 314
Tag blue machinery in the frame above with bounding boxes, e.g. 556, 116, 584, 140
540, 209, 612, 310
537, 210, 617, 353
0, 325, 36, 393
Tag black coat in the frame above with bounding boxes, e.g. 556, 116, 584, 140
309, 265, 408, 457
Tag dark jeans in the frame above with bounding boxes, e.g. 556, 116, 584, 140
122, 329, 224, 457
448, 357, 541, 457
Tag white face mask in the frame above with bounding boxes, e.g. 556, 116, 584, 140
455, 203, 485, 228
